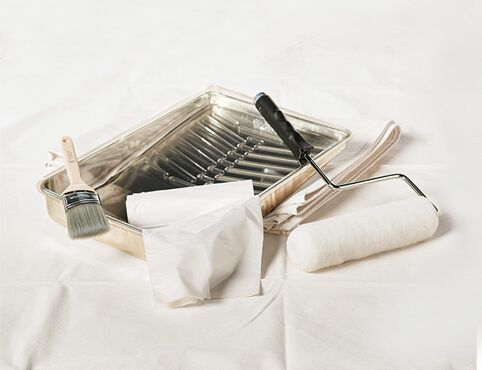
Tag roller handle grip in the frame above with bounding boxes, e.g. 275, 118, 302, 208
254, 93, 313, 162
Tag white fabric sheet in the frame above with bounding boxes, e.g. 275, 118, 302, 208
264, 121, 402, 233
1, 1, 481, 369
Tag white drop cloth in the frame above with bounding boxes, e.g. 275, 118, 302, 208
1, 1, 481, 369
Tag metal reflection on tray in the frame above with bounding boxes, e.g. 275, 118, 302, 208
37, 86, 351, 259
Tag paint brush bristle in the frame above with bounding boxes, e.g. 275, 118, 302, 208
65, 200, 110, 239
60, 136, 110, 239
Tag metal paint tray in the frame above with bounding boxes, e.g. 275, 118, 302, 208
37, 86, 351, 259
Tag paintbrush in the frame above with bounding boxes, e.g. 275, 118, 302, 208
61, 136, 110, 239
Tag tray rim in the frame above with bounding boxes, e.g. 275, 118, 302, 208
37, 85, 352, 236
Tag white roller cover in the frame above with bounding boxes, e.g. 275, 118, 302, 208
287, 196, 439, 272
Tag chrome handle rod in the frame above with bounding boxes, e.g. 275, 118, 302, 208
303, 154, 437, 211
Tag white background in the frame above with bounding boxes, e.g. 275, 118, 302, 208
1, 1, 481, 369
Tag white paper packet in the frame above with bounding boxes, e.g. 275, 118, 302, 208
126, 181, 263, 308
142, 196, 262, 307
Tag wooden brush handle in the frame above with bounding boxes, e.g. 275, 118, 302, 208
61, 136, 84, 186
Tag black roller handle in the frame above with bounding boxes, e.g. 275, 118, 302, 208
254, 92, 313, 163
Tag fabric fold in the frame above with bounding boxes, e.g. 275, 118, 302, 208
263, 121, 401, 234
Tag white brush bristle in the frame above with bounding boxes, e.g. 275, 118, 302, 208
287, 196, 439, 272
66, 202, 110, 239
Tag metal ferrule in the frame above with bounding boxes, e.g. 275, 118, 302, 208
62, 190, 101, 211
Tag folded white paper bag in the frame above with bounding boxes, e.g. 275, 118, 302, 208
126, 181, 263, 308
142, 196, 262, 307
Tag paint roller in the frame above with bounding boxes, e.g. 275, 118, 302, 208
254, 93, 439, 272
